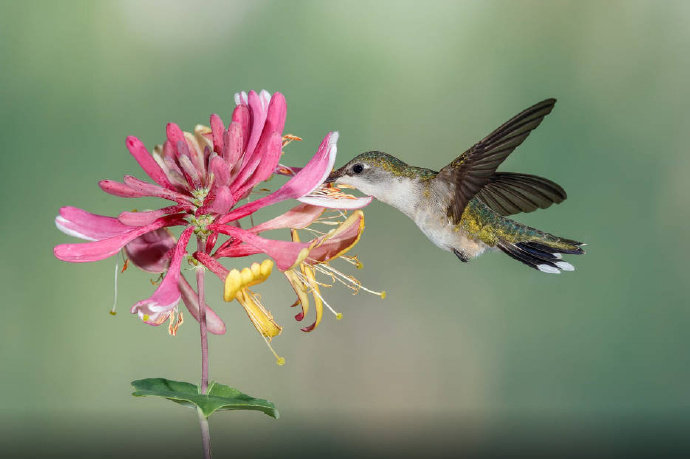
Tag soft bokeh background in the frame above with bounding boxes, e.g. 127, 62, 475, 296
2, 0, 689, 457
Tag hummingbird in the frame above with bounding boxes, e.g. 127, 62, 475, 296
326, 99, 585, 273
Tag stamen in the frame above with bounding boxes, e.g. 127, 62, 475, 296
150, 273, 164, 285
317, 221, 341, 227
313, 263, 358, 292
260, 333, 286, 366
341, 255, 363, 269
304, 227, 327, 236
299, 265, 334, 287
309, 286, 342, 320
317, 263, 386, 298
249, 188, 272, 195
168, 310, 184, 336
307, 186, 359, 201
110, 262, 118, 316
313, 210, 348, 225
281, 134, 302, 147
292, 270, 341, 320
276, 165, 297, 176
240, 289, 284, 365
318, 213, 346, 221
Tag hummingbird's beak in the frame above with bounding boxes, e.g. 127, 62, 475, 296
324, 167, 344, 184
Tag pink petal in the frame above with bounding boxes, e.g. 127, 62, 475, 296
99, 178, 192, 204
125, 136, 174, 190
193, 251, 229, 280
179, 277, 226, 335
203, 186, 234, 215
124, 228, 177, 273
162, 153, 186, 181
54, 216, 183, 263
210, 114, 225, 154
130, 226, 194, 325
218, 132, 338, 223
56, 207, 132, 241
297, 194, 373, 209
233, 93, 286, 189
306, 210, 364, 264
177, 143, 202, 188
183, 134, 206, 181
249, 203, 325, 233
259, 89, 271, 110
196, 156, 235, 215
99, 179, 146, 198
230, 131, 282, 197
209, 155, 231, 186
213, 243, 261, 259
166, 122, 186, 155
118, 205, 190, 226
122, 176, 193, 204
260, 92, 286, 143
264, 92, 287, 134
224, 122, 244, 168
209, 224, 309, 271
231, 104, 250, 152
205, 232, 218, 254
245, 90, 267, 157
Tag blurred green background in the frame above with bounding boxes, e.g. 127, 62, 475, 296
1, 0, 689, 457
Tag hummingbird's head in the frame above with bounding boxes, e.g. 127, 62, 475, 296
325, 151, 411, 198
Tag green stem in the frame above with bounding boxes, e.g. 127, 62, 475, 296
197, 407, 211, 459
196, 237, 211, 458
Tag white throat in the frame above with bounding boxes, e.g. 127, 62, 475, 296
345, 177, 422, 220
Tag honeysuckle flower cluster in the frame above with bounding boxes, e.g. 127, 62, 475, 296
54, 90, 382, 362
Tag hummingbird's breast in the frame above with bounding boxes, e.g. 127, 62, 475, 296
410, 180, 490, 259
370, 172, 490, 260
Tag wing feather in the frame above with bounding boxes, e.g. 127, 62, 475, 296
438, 99, 557, 222
476, 172, 567, 216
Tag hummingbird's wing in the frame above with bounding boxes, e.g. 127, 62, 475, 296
438, 98, 556, 223
475, 172, 567, 216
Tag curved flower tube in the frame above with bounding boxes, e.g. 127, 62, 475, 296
281, 210, 385, 331
131, 226, 195, 325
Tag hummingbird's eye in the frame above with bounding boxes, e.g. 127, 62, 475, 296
352, 163, 364, 174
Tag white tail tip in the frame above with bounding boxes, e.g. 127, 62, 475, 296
538, 264, 561, 274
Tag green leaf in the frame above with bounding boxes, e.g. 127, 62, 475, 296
131, 378, 279, 419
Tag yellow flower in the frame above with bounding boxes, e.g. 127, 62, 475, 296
284, 210, 385, 332
223, 259, 285, 365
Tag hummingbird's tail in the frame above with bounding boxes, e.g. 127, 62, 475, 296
495, 223, 585, 273
459, 199, 585, 273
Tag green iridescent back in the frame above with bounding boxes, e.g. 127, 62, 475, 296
354, 151, 437, 180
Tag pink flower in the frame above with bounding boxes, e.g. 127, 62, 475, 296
54, 90, 372, 343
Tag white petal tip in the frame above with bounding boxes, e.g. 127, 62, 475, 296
259, 90, 271, 110
330, 131, 339, 144
55, 216, 97, 241
298, 195, 373, 209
